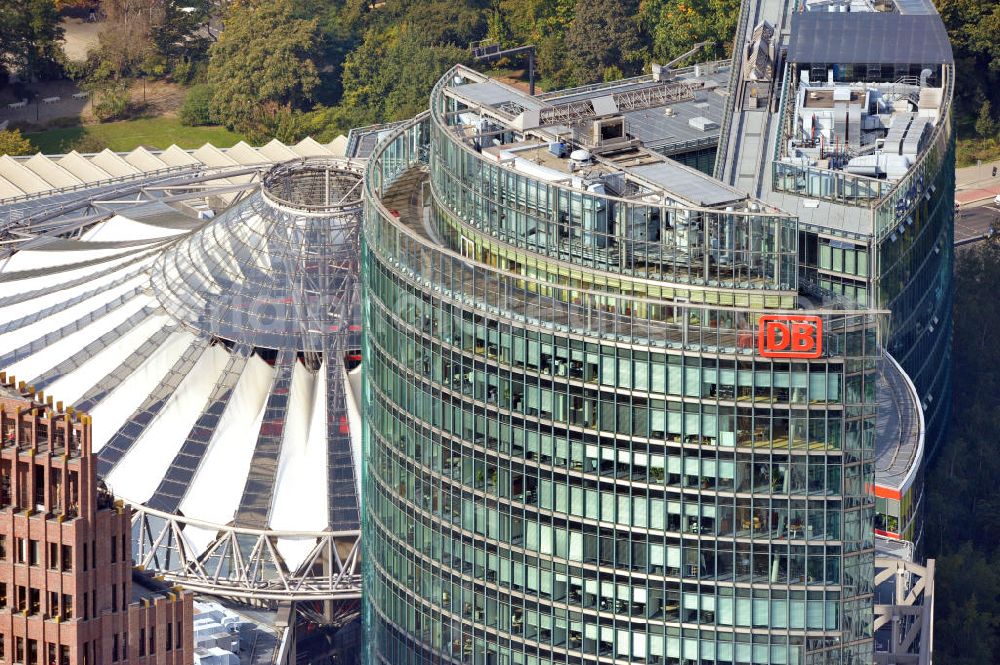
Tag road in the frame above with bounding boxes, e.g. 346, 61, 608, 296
955, 203, 1000, 247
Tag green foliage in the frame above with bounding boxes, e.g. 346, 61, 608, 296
925, 239, 1000, 662
179, 84, 216, 127
976, 100, 997, 140
564, 0, 641, 85
956, 136, 1000, 167
87, 79, 132, 122
291, 0, 369, 104
208, 0, 320, 142
90, 0, 210, 82
72, 133, 108, 154
936, 0, 1000, 137
0, 0, 65, 81
639, 0, 740, 64
0, 128, 35, 156
335, 24, 470, 128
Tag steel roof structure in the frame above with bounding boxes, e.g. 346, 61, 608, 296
0, 154, 365, 601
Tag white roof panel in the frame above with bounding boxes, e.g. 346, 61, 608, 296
179, 354, 274, 525
222, 141, 267, 166
327, 135, 348, 157
90, 149, 141, 177
192, 143, 239, 168
0, 155, 53, 193
0, 176, 25, 201
88, 329, 197, 449
123, 146, 169, 172
23, 154, 83, 189
258, 139, 299, 161
158, 145, 202, 167
56, 151, 112, 183
108, 342, 230, 504
291, 137, 332, 158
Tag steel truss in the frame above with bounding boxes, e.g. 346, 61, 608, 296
874, 555, 934, 665
1, 158, 368, 602
539, 81, 698, 127
132, 505, 362, 602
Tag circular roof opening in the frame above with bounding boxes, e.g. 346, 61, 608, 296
261, 159, 363, 213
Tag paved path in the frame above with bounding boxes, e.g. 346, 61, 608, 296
956, 159, 1000, 206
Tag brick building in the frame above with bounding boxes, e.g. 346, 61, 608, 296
0, 372, 193, 665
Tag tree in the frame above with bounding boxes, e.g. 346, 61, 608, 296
564, 0, 641, 84
639, 0, 740, 64
179, 83, 216, 126
0, 0, 65, 82
93, 0, 164, 79
335, 24, 468, 127
208, 0, 320, 141
89, 0, 210, 83
0, 129, 35, 157
292, 0, 370, 104
976, 100, 997, 141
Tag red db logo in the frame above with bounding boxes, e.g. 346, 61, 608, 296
758, 315, 823, 359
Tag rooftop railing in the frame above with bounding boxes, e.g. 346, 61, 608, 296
770, 64, 954, 220
365, 113, 887, 359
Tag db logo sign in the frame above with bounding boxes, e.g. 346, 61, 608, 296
758, 315, 823, 359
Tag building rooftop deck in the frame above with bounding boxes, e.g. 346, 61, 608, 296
874, 354, 924, 492
443, 64, 747, 210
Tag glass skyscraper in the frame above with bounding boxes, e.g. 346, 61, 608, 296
362, 4, 952, 665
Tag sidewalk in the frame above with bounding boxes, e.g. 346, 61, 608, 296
956, 159, 1000, 205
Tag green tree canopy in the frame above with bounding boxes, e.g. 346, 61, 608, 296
208, 0, 320, 141
0, 0, 64, 82
935, 0, 1000, 134
563, 0, 642, 84
638, 0, 740, 64
335, 24, 469, 128
925, 235, 1000, 662
0, 128, 35, 157
975, 100, 997, 140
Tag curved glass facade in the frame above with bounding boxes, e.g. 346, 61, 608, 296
363, 68, 885, 665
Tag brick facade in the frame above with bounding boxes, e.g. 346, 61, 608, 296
0, 373, 193, 665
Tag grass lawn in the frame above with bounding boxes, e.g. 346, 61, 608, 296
25, 117, 244, 154
956, 136, 1000, 168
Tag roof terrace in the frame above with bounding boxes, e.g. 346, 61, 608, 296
441, 64, 755, 211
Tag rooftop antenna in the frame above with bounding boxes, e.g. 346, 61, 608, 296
471, 40, 537, 96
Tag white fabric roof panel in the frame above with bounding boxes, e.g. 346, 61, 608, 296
290, 137, 333, 158
45, 314, 170, 405
327, 135, 348, 157
0, 155, 54, 193
0, 261, 146, 329
158, 144, 203, 167
107, 342, 230, 504
0, 248, 156, 294
346, 366, 364, 499
81, 214, 191, 243
90, 149, 142, 177
6, 294, 154, 386
0, 274, 149, 353
89, 329, 197, 450
123, 146, 169, 172
0, 176, 24, 200
23, 154, 83, 189
222, 141, 267, 166
258, 139, 300, 161
178, 353, 274, 525
192, 143, 239, 168
270, 361, 328, 533
56, 151, 113, 183
0, 243, 145, 273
